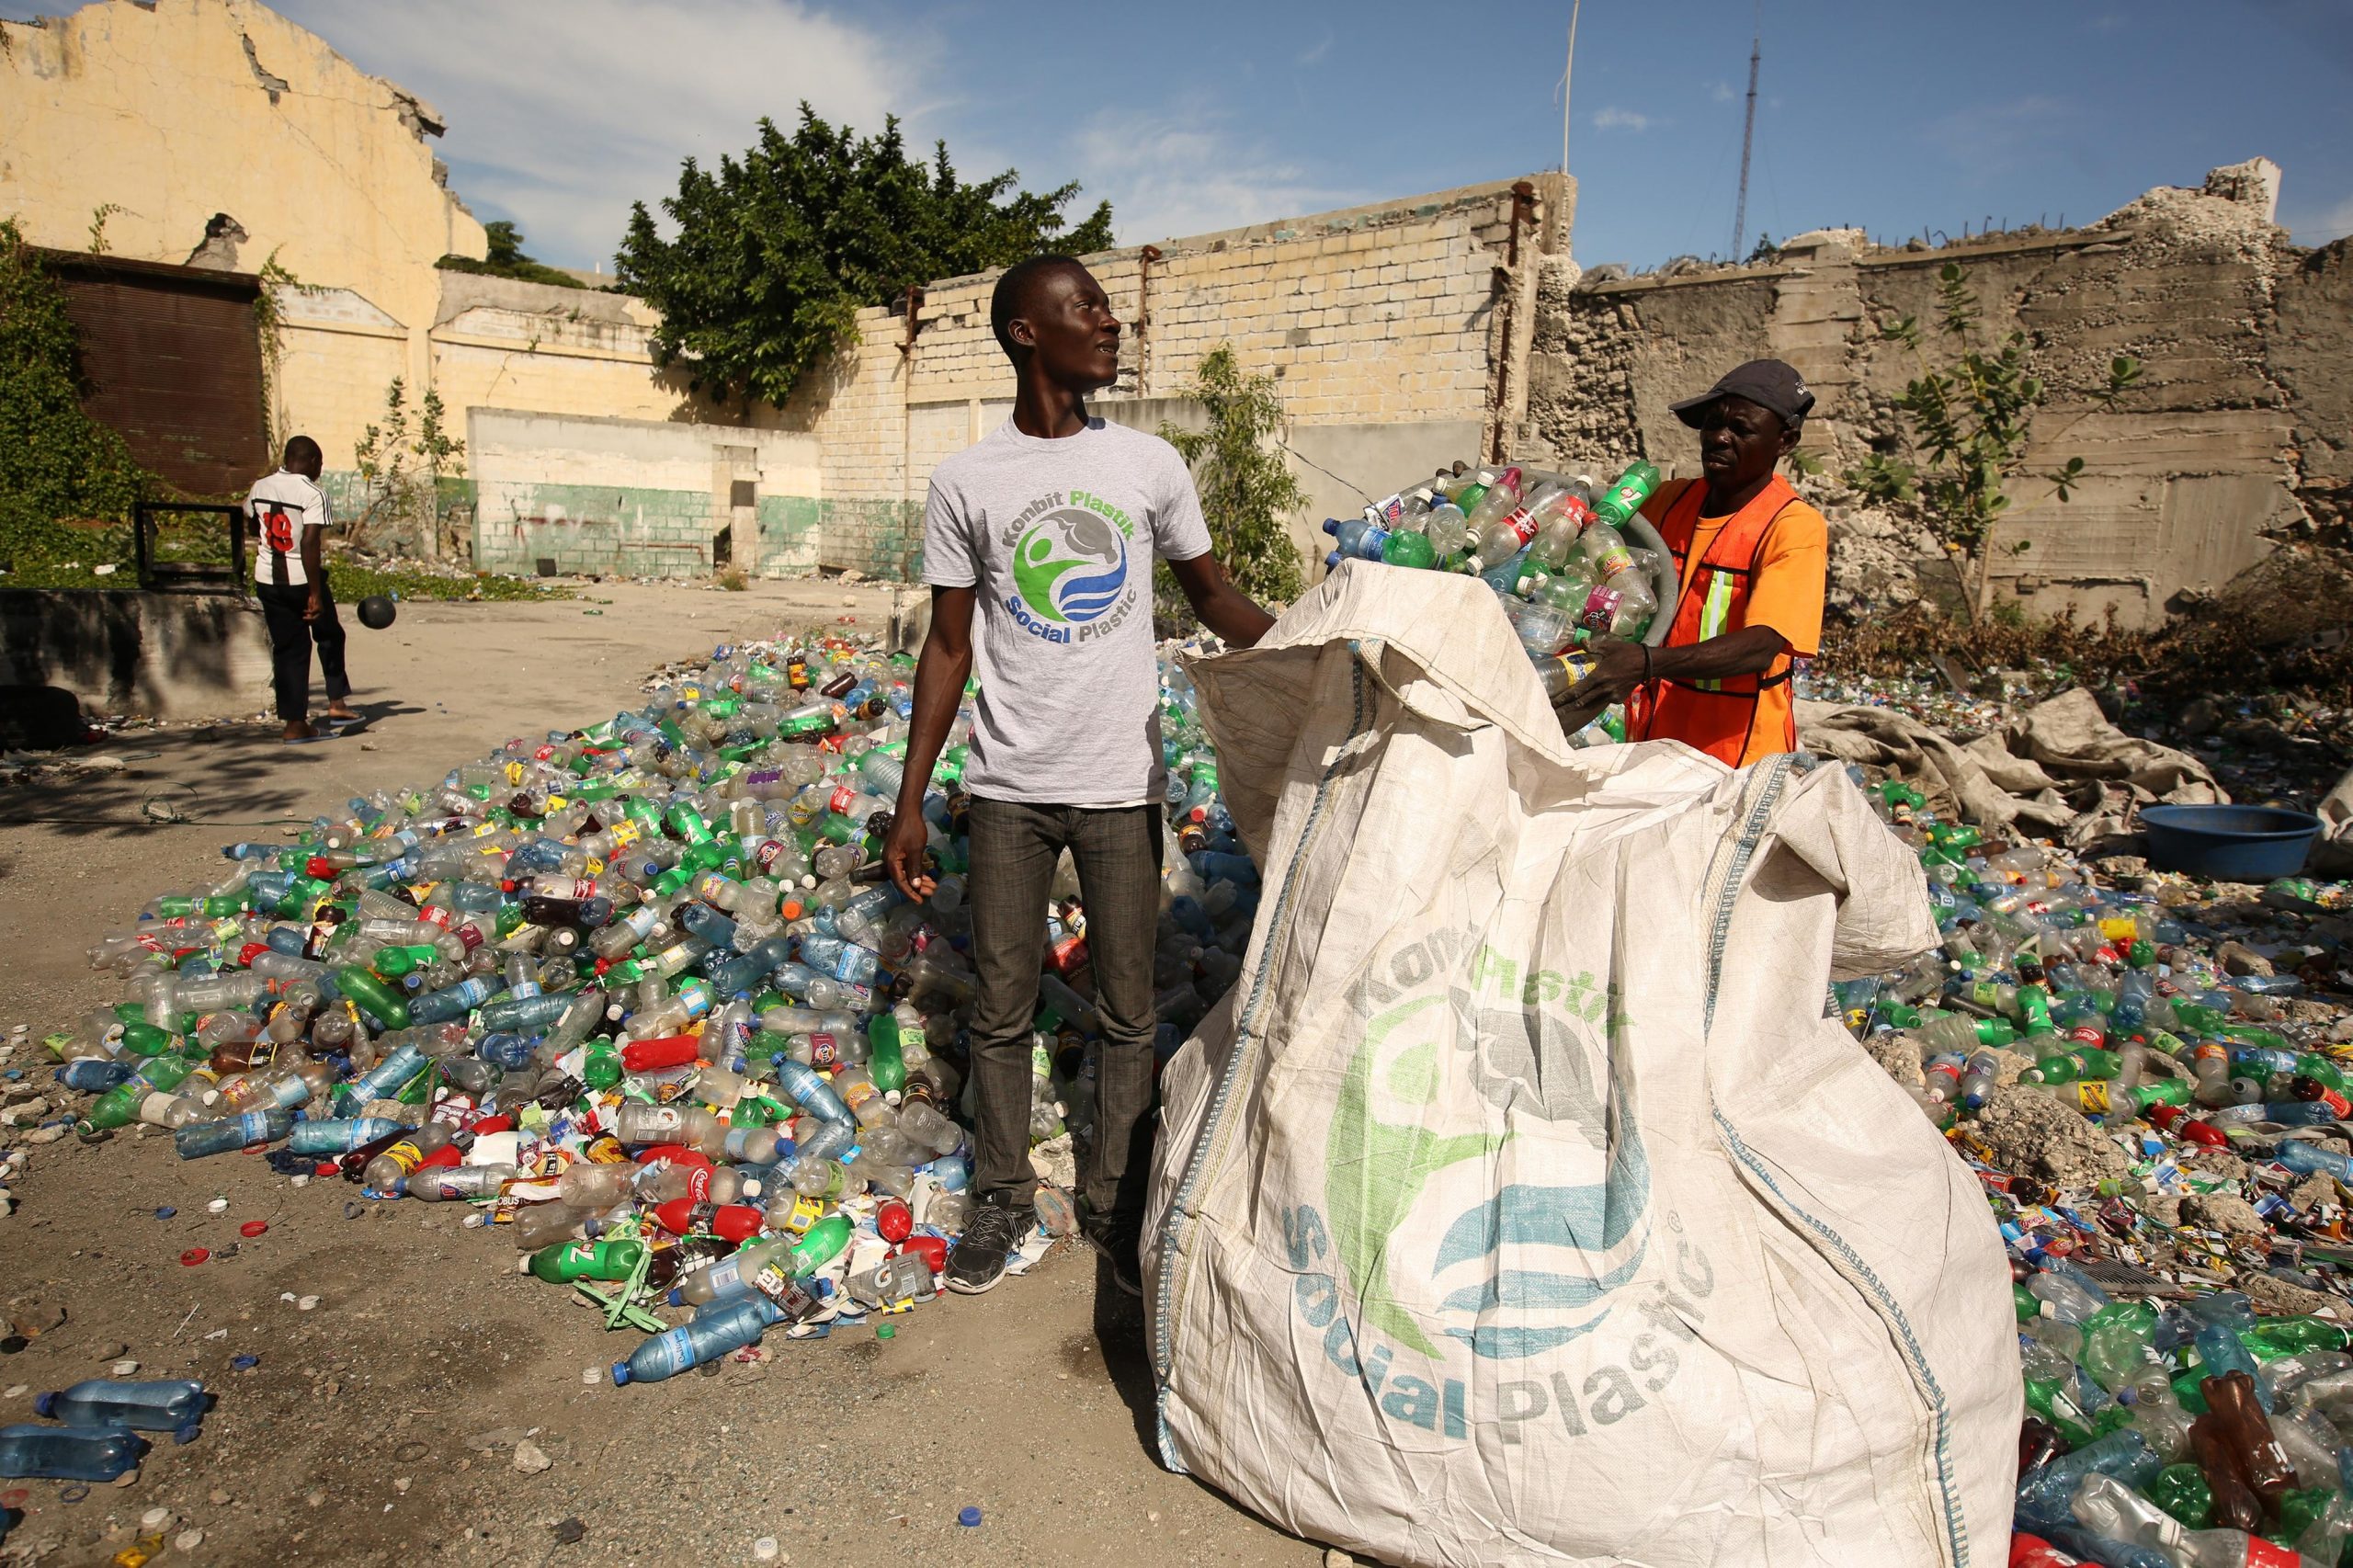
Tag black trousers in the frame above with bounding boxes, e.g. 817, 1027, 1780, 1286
964, 797, 1163, 1216
255, 575, 349, 722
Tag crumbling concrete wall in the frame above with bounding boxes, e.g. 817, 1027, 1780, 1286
789, 176, 1572, 580
1524, 160, 2347, 626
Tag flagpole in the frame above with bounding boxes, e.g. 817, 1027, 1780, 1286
1562, 0, 1582, 175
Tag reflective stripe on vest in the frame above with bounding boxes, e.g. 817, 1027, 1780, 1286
1658, 475, 1800, 698
1691, 567, 1740, 691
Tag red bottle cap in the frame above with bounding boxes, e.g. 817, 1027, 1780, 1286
179, 1248, 210, 1267
239, 1221, 268, 1238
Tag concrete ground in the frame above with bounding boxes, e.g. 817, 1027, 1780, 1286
0, 580, 1320, 1567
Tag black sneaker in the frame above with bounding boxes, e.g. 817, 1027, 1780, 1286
1079, 1201, 1144, 1298
945, 1191, 1034, 1296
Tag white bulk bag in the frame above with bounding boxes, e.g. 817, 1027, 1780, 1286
1146, 562, 2018, 1568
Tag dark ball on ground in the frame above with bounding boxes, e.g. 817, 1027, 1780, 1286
357, 595, 397, 630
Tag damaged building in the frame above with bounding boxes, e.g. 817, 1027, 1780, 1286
3, 0, 2347, 616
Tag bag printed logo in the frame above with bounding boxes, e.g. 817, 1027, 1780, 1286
1280, 928, 1716, 1444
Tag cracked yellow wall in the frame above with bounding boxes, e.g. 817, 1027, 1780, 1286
0, 0, 776, 478
0, 0, 483, 320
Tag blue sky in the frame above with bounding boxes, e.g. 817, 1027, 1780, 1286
39, 0, 2353, 269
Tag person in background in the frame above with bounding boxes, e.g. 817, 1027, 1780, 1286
1577, 359, 1826, 767
882, 254, 1275, 1299
247, 434, 359, 742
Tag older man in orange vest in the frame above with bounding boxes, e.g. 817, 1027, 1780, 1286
1579, 359, 1827, 768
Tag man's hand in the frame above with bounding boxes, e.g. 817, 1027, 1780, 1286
1576, 635, 1650, 708
1168, 553, 1276, 649
303, 586, 324, 623
882, 811, 936, 903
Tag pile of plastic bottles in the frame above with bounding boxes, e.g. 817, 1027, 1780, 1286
33, 634, 1257, 1389
1322, 458, 1670, 745
1842, 775, 2353, 1564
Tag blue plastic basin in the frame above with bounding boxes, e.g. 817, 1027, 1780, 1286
2137, 803, 2321, 881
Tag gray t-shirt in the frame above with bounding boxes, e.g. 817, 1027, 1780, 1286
922, 417, 1212, 805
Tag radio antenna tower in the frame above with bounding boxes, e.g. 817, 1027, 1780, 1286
1731, 8, 1760, 260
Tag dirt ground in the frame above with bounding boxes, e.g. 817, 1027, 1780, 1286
0, 580, 1320, 1567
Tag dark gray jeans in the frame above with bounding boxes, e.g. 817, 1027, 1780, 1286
965, 796, 1162, 1217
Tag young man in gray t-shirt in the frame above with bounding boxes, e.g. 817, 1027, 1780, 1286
884, 255, 1275, 1298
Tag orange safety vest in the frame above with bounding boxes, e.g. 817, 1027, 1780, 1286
1628, 475, 1802, 767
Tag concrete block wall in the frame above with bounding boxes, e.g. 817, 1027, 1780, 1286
786, 174, 1571, 582
463, 410, 821, 580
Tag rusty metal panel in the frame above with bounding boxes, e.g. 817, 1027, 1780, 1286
43, 252, 268, 499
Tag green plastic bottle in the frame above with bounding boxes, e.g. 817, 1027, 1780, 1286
2148, 1463, 2212, 1528
582, 1041, 622, 1092
1593, 461, 1661, 527
528, 1237, 645, 1283
790, 1214, 852, 1277
80, 1056, 198, 1131
371, 943, 439, 979
867, 1013, 908, 1097
2080, 1301, 2158, 1392
2025, 1049, 2120, 1085
333, 965, 413, 1030
2241, 1316, 2352, 1357
117, 1021, 178, 1059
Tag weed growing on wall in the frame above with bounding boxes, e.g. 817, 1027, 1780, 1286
1846, 261, 2140, 623
352, 377, 465, 555
0, 217, 146, 566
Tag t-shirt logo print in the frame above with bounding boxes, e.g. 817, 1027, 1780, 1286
1011, 507, 1129, 625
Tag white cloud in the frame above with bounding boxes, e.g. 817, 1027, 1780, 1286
272, 0, 937, 269
1709, 81, 1736, 104
1592, 107, 1656, 132
1297, 28, 1334, 66
1069, 100, 1359, 245
1925, 95, 2079, 185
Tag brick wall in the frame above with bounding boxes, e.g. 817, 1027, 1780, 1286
786, 174, 1570, 581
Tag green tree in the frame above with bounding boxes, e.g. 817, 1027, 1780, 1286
1846, 261, 2139, 622
1159, 346, 1305, 614
614, 105, 1114, 408
0, 218, 145, 553
438, 221, 585, 290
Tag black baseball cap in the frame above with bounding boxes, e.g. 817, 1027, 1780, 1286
1668, 358, 1816, 430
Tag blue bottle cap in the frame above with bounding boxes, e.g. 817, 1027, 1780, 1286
957, 1506, 982, 1528
610, 1361, 632, 1386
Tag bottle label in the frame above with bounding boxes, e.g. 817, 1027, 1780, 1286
2073, 1082, 2111, 1115
777, 1197, 822, 1235
750, 1264, 818, 1318
1594, 546, 1632, 579
807, 1034, 839, 1068
1579, 588, 1622, 632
